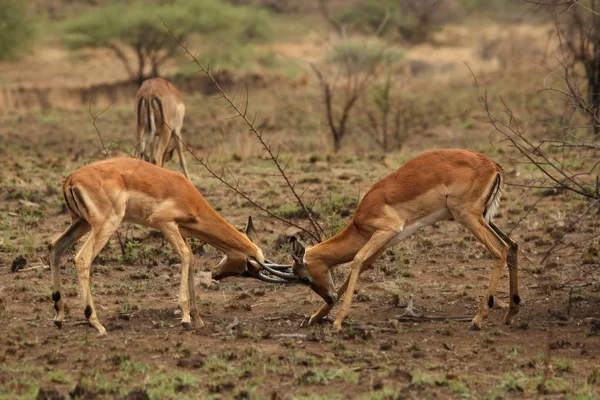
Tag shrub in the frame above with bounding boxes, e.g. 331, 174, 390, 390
0, 1, 35, 60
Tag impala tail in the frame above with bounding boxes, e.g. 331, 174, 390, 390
62, 178, 90, 221
483, 166, 505, 223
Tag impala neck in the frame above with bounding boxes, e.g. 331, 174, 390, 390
188, 211, 259, 259
306, 222, 368, 269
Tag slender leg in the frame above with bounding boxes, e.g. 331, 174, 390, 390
490, 221, 520, 325
174, 128, 190, 180
456, 214, 508, 330
187, 240, 204, 327
135, 125, 146, 160
159, 223, 192, 328
154, 126, 172, 168
74, 217, 120, 336
308, 249, 384, 325
333, 230, 398, 330
49, 219, 90, 328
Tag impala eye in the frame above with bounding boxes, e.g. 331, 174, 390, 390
301, 276, 311, 285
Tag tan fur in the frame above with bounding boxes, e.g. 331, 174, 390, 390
290, 149, 519, 330
134, 78, 190, 179
48, 157, 264, 335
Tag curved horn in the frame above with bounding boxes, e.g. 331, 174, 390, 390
255, 271, 298, 284
264, 259, 293, 271
264, 263, 293, 271
253, 258, 298, 281
263, 264, 297, 280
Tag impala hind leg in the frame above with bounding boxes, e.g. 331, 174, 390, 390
308, 250, 383, 326
75, 218, 121, 336
490, 221, 520, 325
187, 244, 204, 327
135, 125, 146, 160
160, 223, 193, 329
154, 126, 172, 168
49, 219, 90, 328
456, 214, 508, 330
333, 230, 398, 330
174, 128, 190, 180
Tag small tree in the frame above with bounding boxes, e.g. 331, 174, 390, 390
0, 0, 35, 60
363, 75, 407, 151
63, 0, 272, 84
312, 42, 402, 152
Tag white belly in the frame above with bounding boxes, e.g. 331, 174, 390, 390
388, 208, 452, 247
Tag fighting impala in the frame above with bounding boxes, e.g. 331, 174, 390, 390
135, 77, 190, 179
263, 149, 520, 331
48, 157, 291, 336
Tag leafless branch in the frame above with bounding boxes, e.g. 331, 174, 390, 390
161, 19, 324, 241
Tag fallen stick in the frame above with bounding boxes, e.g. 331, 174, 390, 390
14, 264, 50, 273
271, 333, 308, 340
357, 325, 397, 332
393, 315, 472, 322
393, 296, 471, 322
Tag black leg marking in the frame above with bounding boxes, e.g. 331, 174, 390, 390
84, 305, 92, 320
513, 294, 521, 305
488, 296, 494, 308
54, 304, 59, 312
52, 291, 61, 303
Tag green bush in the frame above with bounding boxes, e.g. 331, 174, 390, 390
337, 0, 400, 35
0, 1, 35, 60
326, 41, 403, 72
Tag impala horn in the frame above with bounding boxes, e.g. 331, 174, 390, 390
249, 257, 298, 283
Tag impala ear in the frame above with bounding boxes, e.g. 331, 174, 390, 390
289, 236, 306, 264
245, 216, 259, 244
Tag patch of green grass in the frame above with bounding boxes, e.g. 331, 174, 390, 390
203, 354, 229, 373
294, 368, 359, 386
120, 359, 150, 378
146, 370, 200, 400
49, 370, 71, 384
450, 379, 471, 398
18, 209, 43, 227
489, 372, 528, 399
554, 358, 574, 373
411, 371, 446, 388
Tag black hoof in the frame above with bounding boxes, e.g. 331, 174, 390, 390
182, 322, 193, 330
54, 320, 63, 329
470, 323, 481, 331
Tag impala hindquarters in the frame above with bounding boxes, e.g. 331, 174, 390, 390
135, 78, 190, 179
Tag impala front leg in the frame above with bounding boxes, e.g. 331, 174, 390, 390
188, 247, 204, 327
333, 230, 397, 330
161, 223, 192, 329
309, 254, 380, 326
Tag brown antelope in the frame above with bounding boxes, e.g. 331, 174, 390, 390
48, 157, 290, 336
135, 78, 190, 179
262, 149, 520, 330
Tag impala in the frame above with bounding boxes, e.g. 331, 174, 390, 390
266, 149, 520, 330
135, 78, 190, 179
48, 157, 289, 336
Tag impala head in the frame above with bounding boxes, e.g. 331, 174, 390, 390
211, 217, 298, 284
211, 216, 263, 279
289, 236, 338, 305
